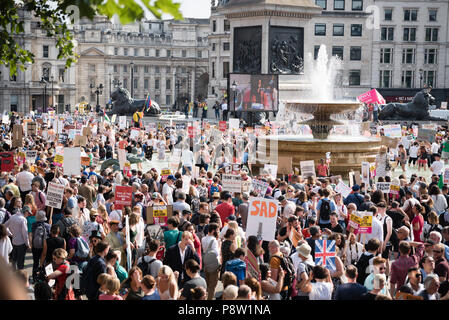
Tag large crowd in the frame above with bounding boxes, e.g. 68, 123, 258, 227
0, 109, 449, 301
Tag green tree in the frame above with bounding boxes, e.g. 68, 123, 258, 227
0, 0, 183, 76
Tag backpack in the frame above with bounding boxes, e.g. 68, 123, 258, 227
320, 199, 331, 221
32, 223, 47, 249
440, 212, 449, 228
75, 237, 90, 259
225, 259, 246, 283
59, 218, 74, 243
382, 215, 399, 248
210, 184, 220, 198
137, 257, 157, 277
202, 239, 221, 273
356, 253, 373, 285
271, 254, 295, 287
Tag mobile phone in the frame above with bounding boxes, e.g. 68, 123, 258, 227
119, 288, 128, 296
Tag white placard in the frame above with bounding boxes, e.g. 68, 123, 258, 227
361, 162, 370, 186
119, 116, 127, 130
335, 181, 352, 198
300, 160, 316, 178
263, 164, 278, 179
222, 174, 242, 193
182, 175, 191, 194
63, 147, 81, 177
130, 128, 140, 140
125, 215, 132, 272
251, 179, 269, 197
45, 182, 65, 209
45, 264, 55, 287
229, 118, 240, 130
246, 197, 279, 241
376, 182, 391, 194
25, 150, 37, 163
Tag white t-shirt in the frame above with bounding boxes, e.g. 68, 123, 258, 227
201, 235, 220, 256
221, 103, 228, 111
162, 183, 174, 205
0, 237, 13, 264
409, 145, 419, 158
16, 171, 34, 191
181, 149, 194, 167
431, 160, 444, 175
309, 282, 333, 300
431, 142, 440, 154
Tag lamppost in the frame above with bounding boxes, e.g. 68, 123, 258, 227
130, 62, 134, 98
40, 77, 48, 113
231, 80, 238, 119
50, 75, 54, 110
90, 83, 103, 114
175, 75, 181, 111
419, 68, 424, 88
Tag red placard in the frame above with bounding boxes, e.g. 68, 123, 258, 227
115, 185, 133, 210
0, 152, 14, 172
187, 126, 194, 138
219, 121, 227, 132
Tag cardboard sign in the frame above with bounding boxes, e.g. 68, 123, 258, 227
27, 122, 37, 136
246, 197, 279, 241
146, 205, 173, 226
0, 152, 14, 172
219, 121, 227, 132
245, 249, 261, 281
63, 147, 81, 176
251, 179, 269, 197
335, 181, 352, 198
264, 164, 278, 179
115, 186, 133, 207
26, 150, 38, 164
278, 157, 293, 175
417, 128, 436, 143
444, 168, 449, 184
229, 118, 239, 130
73, 135, 87, 147
82, 126, 92, 137
222, 174, 242, 193
12, 124, 23, 148
361, 162, 370, 186
376, 182, 391, 194
300, 160, 316, 178
81, 156, 90, 166
45, 182, 65, 209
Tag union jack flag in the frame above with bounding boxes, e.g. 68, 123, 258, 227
315, 240, 336, 272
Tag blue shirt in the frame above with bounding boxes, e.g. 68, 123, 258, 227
334, 282, 367, 300
316, 198, 336, 224
141, 290, 161, 300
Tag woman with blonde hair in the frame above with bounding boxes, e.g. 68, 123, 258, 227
244, 277, 263, 300
96, 204, 110, 235
120, 266, 144, 300
156, 265, 179, 300
46, 248, 75, 300
375, 145, 391, 178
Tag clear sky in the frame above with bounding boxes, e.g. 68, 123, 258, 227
163, 0, 212, 19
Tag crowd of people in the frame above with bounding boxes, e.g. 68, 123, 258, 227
1, 110, 449, 301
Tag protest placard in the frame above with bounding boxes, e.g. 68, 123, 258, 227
119, 116, 127, 130
417, 128, 436, 143
376, 182, 391, 193
1, 152, 15, 172
354, 171, 362, 186
25, 150, 37, 164
130, 128, 140, 140
222, 174, 242, 193
245, 249, 261, 281
111, 114, 117, 123
182, 175, 191, 194
118, 149, 127, 171
335, 181, 352, 198
390, 183, 400, 195
219, 121, 227, 132
358, 211, 373, 234
45, 182, 65, 209
12, 124, 23, 148
27, 122, 37, 136
63, 147, 81, 176
160, 168, 171, 183
264, 164, 278, 179
53, 154, 64, 167
278, 157, 292, 175
115, 186, 133, 208
251, 180, 269, 197
444, 168, 449, 184
361, 162, 370, 186
300, 160, 315, 178
146, 205, 173, 226
246, 197, 278, 241
229, 118, 239, 130
81, 156, 90, 166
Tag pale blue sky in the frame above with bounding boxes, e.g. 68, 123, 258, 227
163, 0, 212, 19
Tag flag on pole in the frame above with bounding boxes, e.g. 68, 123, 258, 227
103, 109, 110, 123
145, 94, 152, 112
438, 174, 444, 190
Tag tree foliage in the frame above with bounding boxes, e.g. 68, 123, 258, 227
0, 0, 183, 76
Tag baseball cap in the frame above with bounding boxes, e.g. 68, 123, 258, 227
227, 215, 236, 221
278, 195, 286, 202
152, 192, 159, 199
167, 175, 176, 181
352, 184, 360, 191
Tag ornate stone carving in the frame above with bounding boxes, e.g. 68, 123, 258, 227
269, 26, 304, 74
233, 26, 262, 74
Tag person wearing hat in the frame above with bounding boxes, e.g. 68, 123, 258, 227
291, 242, 316, 300
30, 211, 51, 281
344, 184, 365, 210
162, 175, 176, 205
83, 209, 105, 243
106, 220, 126, 268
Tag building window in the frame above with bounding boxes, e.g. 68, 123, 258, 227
155, 79, 160, 90
166, 67, 171, 73
182, 50, 187, 58
381, 27, 394, 41
167, 50, 171, 57
402, 48, 415, 64
223, 62, 230, 78
144, 66, 149, 73
404, 9, 418, 21
223, 42, 230, 51
380, 48, 393, 64
212, 62, 215, 78
224, 20, 230, 32
351, 24, 362, 36
155, 95, 160, 102
166, 79, 171, 90
314, 45, 320, 60
89, 64, 95, 72
166, 95, 171, 105
352, 0, 362, 11
58, 68, 65, 82
124, 48, 128, 56
113, 65, 118, 73
212, 43, 216, 51
333, 24, 344, 36
10, 95, 18, 112
114, 47, 119, 55
145, 49, 149, 56
213, 20, 216, 32
133, 66, 138, 73
424, 70, 435, 87
401, 70, 414, 88
134, 48, 138, 56
350, 47, 361, 60
349, 70, 361, 86
197, 50, 202, 58
123, 78, 128, 89
384, 8, 392, 20
334, 0, 344, 10
425, 28, 438, 41
123, 65, 128, 73
379, 70, 392, 88
144, 79, 149, 90
43, 45, 49, 58
332, 46, 344, 60
155, 66, 160, 73
429, 9, 437, 21
315, 24, 326, 36
316, 0, 327, 9
424, 49, 437, 64
133, 78, 138, 89
156, 49, 160, 57
403, 28, 416, 42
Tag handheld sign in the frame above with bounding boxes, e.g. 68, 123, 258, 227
246, 197, 278, 242
45, 182, 65, 209
315, 240, 336, 272
444, 168, 449, 185
63, 147, 81, 177
358, 211, 373, 234
115, 186, 133, 209
146, 205, 173, 226
376, 182, 391, 194
335, 181, 352, 199
300, 160, 316, 178
222, 174, 242, 194
251, 179, 269, 197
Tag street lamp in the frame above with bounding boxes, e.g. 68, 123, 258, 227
232, 80, 238, 118
90, 83, 103, 114
130, 61, 134, 98
50, 75, 54, 111
40, 77, 48, 113
419, 68, 424, 88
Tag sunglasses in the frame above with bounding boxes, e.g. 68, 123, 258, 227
434, 250, 443, 253
416, 274, 422, 278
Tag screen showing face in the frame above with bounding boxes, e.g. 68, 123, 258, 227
229, 74, 278, 112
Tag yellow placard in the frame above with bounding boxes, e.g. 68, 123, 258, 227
153, 206, 168, 218
81, 156, 90, 166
